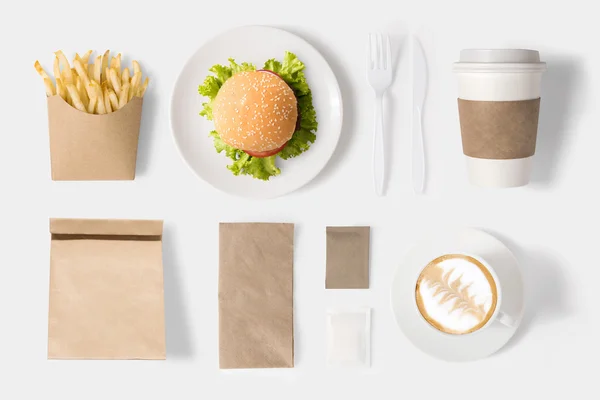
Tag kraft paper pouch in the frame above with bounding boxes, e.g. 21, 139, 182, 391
326, 227, 370, 289
48, 218, 166, 360
219, 223, 294, 369
47, 95, 143, 180
458, 98, 540, 160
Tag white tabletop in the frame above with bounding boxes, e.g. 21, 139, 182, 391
1, 0, 598, 398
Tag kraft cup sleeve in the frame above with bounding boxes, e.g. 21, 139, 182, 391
218, 223, 294, 369
48, 218, 166, 360
457, 98, 541, 160
47, 95, 143, 180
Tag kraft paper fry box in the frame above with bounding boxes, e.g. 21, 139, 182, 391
47, 95, 143, 180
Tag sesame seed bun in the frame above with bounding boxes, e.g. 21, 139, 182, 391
213, 70, 298, 152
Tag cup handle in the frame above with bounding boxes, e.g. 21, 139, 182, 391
496, 311, 517, 328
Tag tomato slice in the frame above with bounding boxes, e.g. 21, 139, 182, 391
244, 142, 288, 158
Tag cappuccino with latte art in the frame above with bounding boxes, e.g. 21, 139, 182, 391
415, 254, 498, 335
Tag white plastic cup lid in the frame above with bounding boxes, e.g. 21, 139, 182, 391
453, 49, 547, 73
459, 49, 540, 63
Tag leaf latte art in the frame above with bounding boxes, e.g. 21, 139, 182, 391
415, 254, 498, 335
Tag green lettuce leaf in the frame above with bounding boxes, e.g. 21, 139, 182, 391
208, 131, 281, 181
230, 154, 281, 181
264, 51, 310, 95
209, 130, 243, 159
198, 52, 317, 180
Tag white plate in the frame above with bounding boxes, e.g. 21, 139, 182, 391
391, 227, 524, 362
170, 25, 343, 199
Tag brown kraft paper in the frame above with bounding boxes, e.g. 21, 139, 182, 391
458, 98, 540, 159
47, 95, 143, 180
219, 223, 294, 369
326, 227, 371, 289
48, 218, 166, 360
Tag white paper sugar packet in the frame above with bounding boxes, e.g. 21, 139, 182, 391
326, 308, 371, 367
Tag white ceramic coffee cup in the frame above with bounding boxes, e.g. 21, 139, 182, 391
414, 253, 516, 335
453, 49, 547, 188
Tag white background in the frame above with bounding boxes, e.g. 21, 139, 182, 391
1, 0, 598, 398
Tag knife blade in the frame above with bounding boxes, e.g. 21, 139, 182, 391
412, 36, 427, 194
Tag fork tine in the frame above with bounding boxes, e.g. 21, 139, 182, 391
373, 34, 378, 69
377, 33, 384, 70
372, 33, 378, 70
367, 33, 373, 70
385, 34, 391, 69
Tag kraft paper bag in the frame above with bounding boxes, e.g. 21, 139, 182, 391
326, 227, 370, 289
48, 218, 166, 360
458, 98, 541, 160
219, 223, 294, 369
47, 95, 143, 180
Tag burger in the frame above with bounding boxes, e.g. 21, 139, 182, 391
198, 52, 318, 181
212, 70, 298, 158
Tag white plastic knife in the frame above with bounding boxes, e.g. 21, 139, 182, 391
412, 36, 427, 194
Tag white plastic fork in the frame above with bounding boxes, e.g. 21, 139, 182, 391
367, 33, 393, 196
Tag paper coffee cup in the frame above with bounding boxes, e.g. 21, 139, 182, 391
453, 49, 546, 188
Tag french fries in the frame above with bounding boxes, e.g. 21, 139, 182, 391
93, 55, 102, 83
119, 83, 130, 109
81, 50, 93, 64
103, 87, 112, 113
109, 67, 121, 96
43, 78, 55, 97
108, 90, 119, 110
66, 83, 86, 112
34, 50, 149, 114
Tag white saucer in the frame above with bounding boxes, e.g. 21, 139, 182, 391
391, 227, 524, 362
